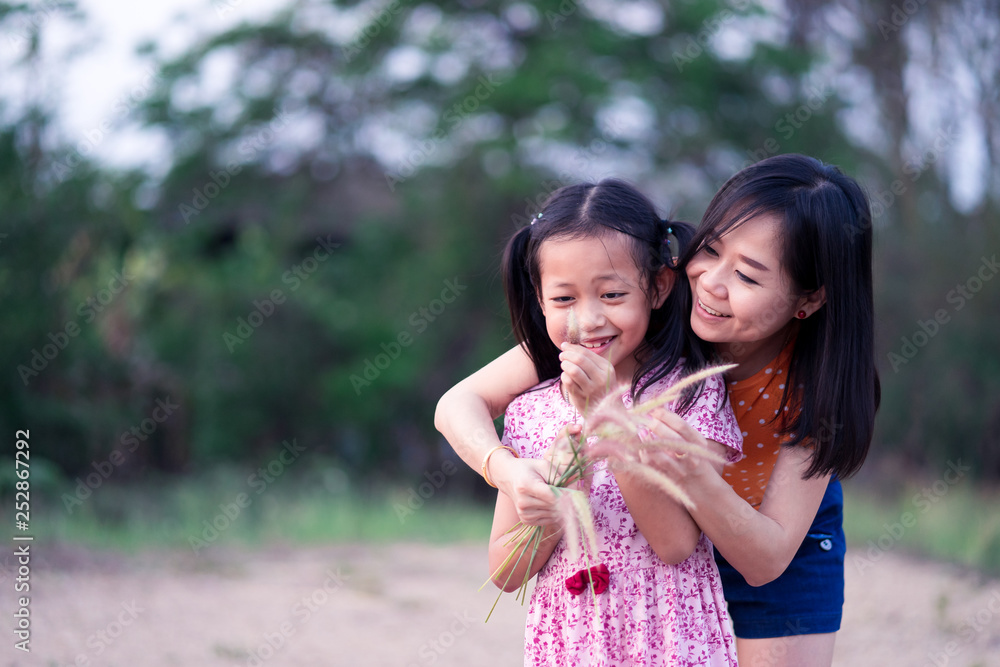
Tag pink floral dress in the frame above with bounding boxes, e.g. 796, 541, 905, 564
502, 365, 743, 666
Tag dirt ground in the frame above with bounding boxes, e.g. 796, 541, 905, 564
7, 541, 1000, 667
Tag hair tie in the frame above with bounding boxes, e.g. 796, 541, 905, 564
659, 220, 675, 265
531, 212, 542, 225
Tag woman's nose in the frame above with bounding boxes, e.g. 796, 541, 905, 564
699, 262, 728, 299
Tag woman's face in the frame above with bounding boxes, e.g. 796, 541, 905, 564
686, 212, 824, 377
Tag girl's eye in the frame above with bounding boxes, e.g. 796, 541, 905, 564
736, 271, 759, 286
551, 296, 574, 303
702, 245, 719, 258
603, 292, 626, 299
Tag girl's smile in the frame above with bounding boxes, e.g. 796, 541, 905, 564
536, 233, 666, 385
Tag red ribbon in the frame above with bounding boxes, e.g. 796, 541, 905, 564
565, 563, 610, 596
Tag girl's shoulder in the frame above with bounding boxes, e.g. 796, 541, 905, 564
634, 359, 728, 407
502, 378, 570, 457
639, 360, 743, 460
504, 378, 565, 424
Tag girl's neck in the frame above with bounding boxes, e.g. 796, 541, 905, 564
718, 323, 796, 382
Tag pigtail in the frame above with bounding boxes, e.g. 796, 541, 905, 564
665, 220, 696, 268
634, 219, 713, 412
502, 225, 561, 382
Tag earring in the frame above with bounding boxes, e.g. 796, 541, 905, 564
797, 310, 807, 319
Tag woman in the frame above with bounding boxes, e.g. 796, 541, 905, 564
435, 154, 879, 666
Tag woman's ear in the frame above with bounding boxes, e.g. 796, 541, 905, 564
651, 267, 675, 309
796, 286, 827, 318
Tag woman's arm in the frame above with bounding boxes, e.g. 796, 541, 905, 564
646, 411, 828, 586
434, 346, 559, 524
488, 489, 564, 592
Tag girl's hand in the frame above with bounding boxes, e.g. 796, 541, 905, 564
559, 343, 617, 414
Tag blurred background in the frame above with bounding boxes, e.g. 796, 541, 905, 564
2, 0, 999, 571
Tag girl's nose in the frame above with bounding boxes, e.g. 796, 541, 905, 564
577, 301, 607, 331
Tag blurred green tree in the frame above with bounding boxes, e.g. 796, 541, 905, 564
1, 0, 997, 485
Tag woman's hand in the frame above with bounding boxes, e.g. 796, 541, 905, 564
544, 424, 593, 495
640, 409, 727, 479
487, 452, 561, 526
559, 343, 617, 414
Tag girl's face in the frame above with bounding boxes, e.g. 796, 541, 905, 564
686, 212, 825, 378
537, 233, 669, 385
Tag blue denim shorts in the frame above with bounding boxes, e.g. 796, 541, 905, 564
715, 479, 845, 639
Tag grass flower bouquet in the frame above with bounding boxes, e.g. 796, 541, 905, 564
484, 311, 735, 619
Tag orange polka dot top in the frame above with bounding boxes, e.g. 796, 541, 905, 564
723, 340, 797, 510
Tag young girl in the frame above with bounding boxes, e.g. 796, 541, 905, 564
485, 179, 742, 666
436, 154, 878, 667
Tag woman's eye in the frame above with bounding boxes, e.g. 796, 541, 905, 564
736, 271, 759, 286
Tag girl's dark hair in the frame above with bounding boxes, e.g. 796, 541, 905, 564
678, 153, 880, 479
502, 179, 710, 411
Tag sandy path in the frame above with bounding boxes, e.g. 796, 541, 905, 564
6, 542, 1000, 666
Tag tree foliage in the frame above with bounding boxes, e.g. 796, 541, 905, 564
1, 0, 998, 484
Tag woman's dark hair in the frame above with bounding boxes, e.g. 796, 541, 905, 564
678, 153, 880, 479
502, 178, 711, 410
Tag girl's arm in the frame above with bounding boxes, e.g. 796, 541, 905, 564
646, 411, 829, 586
434, 346, 559, 524
488, 489, 564, 592
614, 438, 732, 565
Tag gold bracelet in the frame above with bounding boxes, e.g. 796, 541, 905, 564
481, 445, 519, 488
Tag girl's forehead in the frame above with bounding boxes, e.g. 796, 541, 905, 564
537, 233, 642, 280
